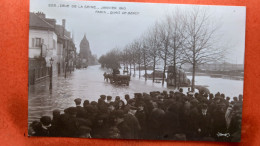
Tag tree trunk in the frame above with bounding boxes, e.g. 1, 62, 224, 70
192, 62, 196, 92
162, 62, 166, 85
173, 49, 176, 88
130, 64, 132, 75
192, 36, 196, 92
152, 56, 156, 83
133, 63, 136, 77
138, 63, 141, 79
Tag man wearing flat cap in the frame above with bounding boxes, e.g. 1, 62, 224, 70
197, 104, 212, 139
59, 107, 79, 137
78, 126, 92, 138
33, 116, 54, 137
100, 95, 106, 101
107, 96, 112, 104
74, 98, 85, 118
118, 105, 140, 139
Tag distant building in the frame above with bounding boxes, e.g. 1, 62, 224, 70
79, 34, 98, 66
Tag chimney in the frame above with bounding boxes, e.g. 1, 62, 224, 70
36, 12, 46, 19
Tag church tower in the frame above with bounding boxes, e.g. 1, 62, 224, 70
79, 34, 92, 60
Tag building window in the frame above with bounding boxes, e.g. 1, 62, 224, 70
35, 38, 42, 47
32, 38, 44, 47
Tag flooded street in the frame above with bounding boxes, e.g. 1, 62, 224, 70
28, 65, 243, 124
29, 65, 174, 124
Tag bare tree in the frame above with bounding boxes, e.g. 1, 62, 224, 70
145, 24, 161, 82
181, 7, 225, 91
98, 48, 121, 69
128, 43, 137, 77
131, 40, 142, 79
167, 11, 186, 87
157, 18, 172, 85
140, 37, 152, 81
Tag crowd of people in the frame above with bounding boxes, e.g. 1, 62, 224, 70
29, 89, 243, 142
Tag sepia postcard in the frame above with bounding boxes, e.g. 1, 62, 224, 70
28, 0, 246, 142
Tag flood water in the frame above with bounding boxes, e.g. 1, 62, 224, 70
28, 65, 244, 124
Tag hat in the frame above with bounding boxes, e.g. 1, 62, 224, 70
40, 116, 51, 126
74, 98, 82, 105
115, 96, 121, 101
83, 100, 89, 105
107, 96, 112, 100
100, 95, 106, 100
90, 101, 98, 106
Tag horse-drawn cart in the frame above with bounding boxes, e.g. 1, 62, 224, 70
104, 69, 130, 86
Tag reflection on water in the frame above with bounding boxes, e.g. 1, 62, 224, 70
28, 65, 243, 124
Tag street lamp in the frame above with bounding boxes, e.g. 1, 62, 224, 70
49, 57, 54, 90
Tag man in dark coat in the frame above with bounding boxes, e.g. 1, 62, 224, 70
188, 99, 200, 140
212, 103, 227, 139
197, 104, 212, 139
74, 98, 85, 118
51, 109, 62, 136
59, 107, 79, 137
162, 104, 180, 140
118, 106, 141, 139
33, 116, 54, 137
91, 114, 109, 138
135, 102, 147, 139
98, 95, 108, 113
147, 103, 165, 140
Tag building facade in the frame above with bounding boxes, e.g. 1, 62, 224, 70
29, 12, 76, 85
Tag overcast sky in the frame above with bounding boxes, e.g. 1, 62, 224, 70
30, 0, 246, 64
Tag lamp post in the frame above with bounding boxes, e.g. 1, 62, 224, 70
49, 57, 54, 90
